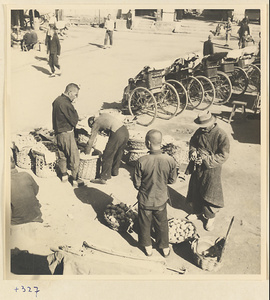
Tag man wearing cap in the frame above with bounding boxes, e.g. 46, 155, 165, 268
186, 111, 230, 231
85, 113, 129, 184
52, 83, 83, 187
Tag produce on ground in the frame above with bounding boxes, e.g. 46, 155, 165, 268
168, 218, 197, 243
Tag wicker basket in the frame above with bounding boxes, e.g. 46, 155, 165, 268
127, 139, 146, 150
104, 213, 132, 232
78, 155, 99, 180
168, 218, 197, 244
127, 150, 148, 166
15, 147, 33, 169
191, 238, 223, 271
35, 154, 58, 178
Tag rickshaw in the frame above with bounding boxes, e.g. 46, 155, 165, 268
124, 66, 180, 126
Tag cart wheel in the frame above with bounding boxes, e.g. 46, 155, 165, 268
155, 82, 180, 120
186, 76, 204, 108
245, 64, 261, 93
195, 76, 215, 110
213, 71, 232, 105
166, 79, 188, 116
230, 67, 249, 96
128, 87, 157, 126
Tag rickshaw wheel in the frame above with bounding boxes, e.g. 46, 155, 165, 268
166, 79, 188, 116
213, 71, 232, 105
245, 64, 261, 93
230, 67, 249, 96
186, 76, 204, 108
128, 87, 157, 126
154, 82, 180, 120
195, 75, 216, 110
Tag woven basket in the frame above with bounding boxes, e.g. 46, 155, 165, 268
15, 147, 33, 169
78, 155, 99, 180
168, 218, 197, 244
35, 155, 58, 178
128, 139, 146, 150
127, 150, 148, 166
103, 213, 132, 232
191, 238, 223, 271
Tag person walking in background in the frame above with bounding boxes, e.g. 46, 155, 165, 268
126, 10, 132, 29
86, 113, 129, 184
133, 130, 177, 257
224, 17, 232, 47
186, 111, 230, 231
238, 18, 250, 49
52, 83, 83, 188
45, 23, 61, 77
203, 34, 214, 56
103, 14, 114, 49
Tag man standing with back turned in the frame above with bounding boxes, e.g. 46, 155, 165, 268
133, 129, 177, 257
52, 83, 83, 187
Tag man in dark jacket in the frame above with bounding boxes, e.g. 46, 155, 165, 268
52, 83, 82, 187
45, 24, 61, 77
203, 35, 214, 56
133, 129, 177, 257
186, 111, 230, 231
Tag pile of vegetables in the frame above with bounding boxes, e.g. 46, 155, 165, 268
104, 202, 138, 232
162, 143, 189, 167
168, 218, 197, 244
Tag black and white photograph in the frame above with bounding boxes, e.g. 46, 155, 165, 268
0, 1, 269, 299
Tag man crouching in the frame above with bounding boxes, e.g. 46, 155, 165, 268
133, 129, 177, 257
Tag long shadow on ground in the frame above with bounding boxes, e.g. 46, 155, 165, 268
168, 186, 193, 214
89, 42, 104, 49
32, 65, 51, 75
34, 56, 48, 62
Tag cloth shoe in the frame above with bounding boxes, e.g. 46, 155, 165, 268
72, 179, 84, 188
61, 175, 68, 183
50, 73, 56, 77
90, 178, 107, 184
144, 246, 153, 257
204, 217, 215, 231
162, 248, 170, 258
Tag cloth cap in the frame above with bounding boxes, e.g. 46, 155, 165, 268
194, 111, 216, 127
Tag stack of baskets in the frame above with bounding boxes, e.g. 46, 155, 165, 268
78, 154, 99, 180
32, 141, 59, 178
126, 130, 148, 166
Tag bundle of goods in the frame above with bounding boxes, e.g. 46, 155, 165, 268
126, 130, 148, 166
168, 218, 197, 244
104, 202, 138, 232
78, 153, 99, 180
31, 141, 58, 178
12, 133, 37, 169
191, 217, 234, 271
161, 142, 189, 168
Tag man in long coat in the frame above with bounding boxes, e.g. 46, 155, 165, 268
186, 111, 230, 231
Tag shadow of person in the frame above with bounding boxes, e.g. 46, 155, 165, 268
34, 56, 48, 62
172, 241, 196, 266
88, 42, 105, 49
74, 186, 113, 224
32, 65, 51, 75
11, 248, 53, 275
168, 186, 193, 214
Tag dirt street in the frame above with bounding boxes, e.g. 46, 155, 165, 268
7, 19, 264, 276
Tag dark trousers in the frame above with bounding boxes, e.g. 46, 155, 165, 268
104, 30, 113, 46
100, 126, 129, 180
127, 20, 132, 29
191, 194, 220, 219
138, 204, 169, 249
49, 53, 60, 73
56, 131, 80, 179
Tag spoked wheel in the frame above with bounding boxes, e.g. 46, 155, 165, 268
166, 79, 188, 116
230, 67, 249, 97
128, 87, 157, 126
245, 64, 261, 93
155, 82, 180, 120
185, 76, 204, 108
195, 75, 216, 110
213, 71, 232, 105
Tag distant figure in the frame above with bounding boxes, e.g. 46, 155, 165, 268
103, 14, 114, 49
238, 18, 250, 49
224, 17, 232, 47
203, 35, 214, 56
210, 23, 222, 36
21, 28, 38, 51
126, 10, 132, 29
11, 157, 43, 225
45, 23, 61, 77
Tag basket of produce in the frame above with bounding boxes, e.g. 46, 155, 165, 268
78, 154, 99, 180
32, 141, 59, 178
127, 130, 147, 150
168, 218, 197, 244
190, 237, 225, 271
12, 133, 37, 149
162, 142, 189, 167
15, 147, 34, 169
104, 202, 138, 232
127, 149, 148, 167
